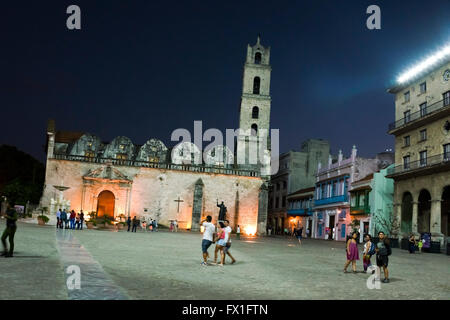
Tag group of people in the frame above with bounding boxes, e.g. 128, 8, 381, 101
56, 208, 84, 230
408, 234, 424, 254
126, 216, 158, 232
200, 216, 236, 266
343, 231, 391, 283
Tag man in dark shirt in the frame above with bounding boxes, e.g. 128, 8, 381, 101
132, 216, 138, 232
127, 216, 132, 232
376, 231, 391, 283
2, 208, 18, 258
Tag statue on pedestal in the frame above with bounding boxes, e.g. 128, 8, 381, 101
217, 200, 227, 221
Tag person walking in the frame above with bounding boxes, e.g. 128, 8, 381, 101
343, 232, 360, 273
376, 231, 391, 283
142, 220, 147, 232
363, 234, 376, 273
154, 219, 158, 232
236, 225, 241, 240
1, 208, 18, 258
294, 227, 302, 245
56, 208, 61, 229
79, 210, 84, 230
132, 216, 138, 232
127, 216, 132, 232
222, 220, 236, 264
173, 219, 178, 232
212, 222, 227, 266
408, 234, 416, 254
200, 216, 215, 266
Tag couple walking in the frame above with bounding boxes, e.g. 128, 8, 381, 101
200, 216, 236, 266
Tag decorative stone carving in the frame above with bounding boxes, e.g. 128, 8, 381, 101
136, 139, 168, 163
171, 142, 202, 165
68, 133, 103, 157
84, 165, 132, 183
204, 145, 234, 167
103, 136, 135, 160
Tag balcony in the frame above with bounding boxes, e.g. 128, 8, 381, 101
386, 153, 450, 179
287, 208, 313, 216
350, 204, 371, 215
314, 194, 348, 207
51, 154, 260, 177
388, 98, 450, 135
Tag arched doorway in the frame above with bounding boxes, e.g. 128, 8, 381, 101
418, 189, 431, 233
97, 190, 115, 219
401, 192, 413, 234
442, 186, 450, 237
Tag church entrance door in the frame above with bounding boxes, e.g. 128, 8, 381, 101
97, 190, 115, 219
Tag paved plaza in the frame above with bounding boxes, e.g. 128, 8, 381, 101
1, 221, 449, 300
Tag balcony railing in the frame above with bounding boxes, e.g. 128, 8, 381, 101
388, 98, 450, 132
51, 154, 260, 177
287, 208, 313, 216
350, 205, 371, 215
314, 194, 348, 207
387, 153, 450, 176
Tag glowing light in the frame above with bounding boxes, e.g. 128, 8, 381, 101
244, 226, 257, 236
397, 44, 450, 84
200, 225, 205, 233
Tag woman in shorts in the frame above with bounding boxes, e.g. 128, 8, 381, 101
213, 222, 227, 266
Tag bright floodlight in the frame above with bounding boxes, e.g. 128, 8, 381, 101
397, 44, 450, 84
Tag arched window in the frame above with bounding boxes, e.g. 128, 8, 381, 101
251, 124, 258, 136
255, 52, 262, 64
253, 77, 260, 94
252, 106, 259, 119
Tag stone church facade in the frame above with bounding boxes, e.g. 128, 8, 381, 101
40, 37, 273, 235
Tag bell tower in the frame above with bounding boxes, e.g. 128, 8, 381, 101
237, 35, 272, 171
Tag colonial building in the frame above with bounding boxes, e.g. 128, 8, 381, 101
267, 139, 330, 234
349, 162, 394, 243
286, 187, 315, 237
387, 46, 450, 247
39, 37, 272, 235
312, 146, 393, 241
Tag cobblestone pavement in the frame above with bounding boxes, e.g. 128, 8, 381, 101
2, 221, 450, 300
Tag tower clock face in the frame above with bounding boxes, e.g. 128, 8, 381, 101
444, 69, 450, 82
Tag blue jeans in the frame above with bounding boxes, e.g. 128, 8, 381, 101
70, 218, 75, 229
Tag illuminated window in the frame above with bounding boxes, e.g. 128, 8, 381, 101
148, 156, 159, 162
116, 154, 128, 160
85, 151, 95, 158
119, 144, 126, 151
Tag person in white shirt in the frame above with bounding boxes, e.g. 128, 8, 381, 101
56, 209, 61, 229
213, 219, 236, 265
200, 216, 216, 266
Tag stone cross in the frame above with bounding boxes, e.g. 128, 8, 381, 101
174, 197, 184, 213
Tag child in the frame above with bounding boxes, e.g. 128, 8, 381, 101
418, 239, 423, 254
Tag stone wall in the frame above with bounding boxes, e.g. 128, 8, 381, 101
41, 158, 263, 233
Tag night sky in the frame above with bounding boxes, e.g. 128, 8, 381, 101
2, 1, 450, 163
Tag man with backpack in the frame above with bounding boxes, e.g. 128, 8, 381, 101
375, 231, 391, 283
